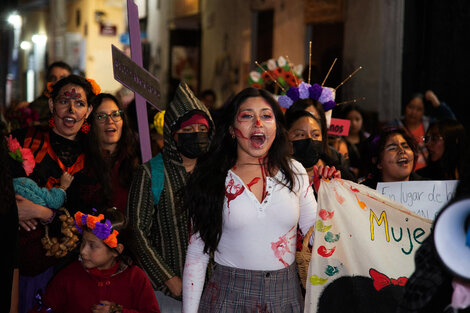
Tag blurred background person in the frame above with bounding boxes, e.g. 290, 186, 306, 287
416, 119, 467, 180
29, 61, 72, 127
338, 103, 370, 181
387, 90, 456, 171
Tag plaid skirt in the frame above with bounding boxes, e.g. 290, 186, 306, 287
198, 262, 304, 313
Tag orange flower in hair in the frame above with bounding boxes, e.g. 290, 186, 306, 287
86, 78, 101, 95
44, 82, 54, 98
86, 214, 104, 229
103, 230, 119, 248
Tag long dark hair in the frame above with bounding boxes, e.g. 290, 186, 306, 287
428, 119, 467, 179
186, 87, 295, 254
86, 93, 140, 205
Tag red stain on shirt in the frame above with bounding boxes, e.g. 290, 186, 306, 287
271, 225, 296, 267
246, 177, 261, 191
225, 174, 245, 211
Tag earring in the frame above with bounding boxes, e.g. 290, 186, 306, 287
81, 121, 90, 133
48, 117, 55, 128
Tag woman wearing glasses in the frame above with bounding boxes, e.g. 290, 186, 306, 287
416, 119, 467, 180
81, 93, 140, 214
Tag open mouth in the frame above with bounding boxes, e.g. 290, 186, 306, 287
250, 133, 266, 148
105, 128, 117, 134
397, 157, 410, 166
62, 117, 77, 128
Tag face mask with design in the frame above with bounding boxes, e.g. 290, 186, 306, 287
292, 138, 323, 168
177, 132, 210, 159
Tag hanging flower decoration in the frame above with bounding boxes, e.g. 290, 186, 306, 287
5, 135, 35, 176
278, 81, 337, 112
248, 56, 303, 94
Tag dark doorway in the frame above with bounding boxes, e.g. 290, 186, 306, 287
306, 23, 344, 98
402, 0, 470, 136
254, 10, 274, 63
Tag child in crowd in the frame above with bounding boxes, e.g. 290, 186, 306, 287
13, 172, 74, 210
30, 207, 160, 313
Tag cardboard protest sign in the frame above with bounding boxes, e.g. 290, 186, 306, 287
305, 179, 432, 313
377, 180, 458, 220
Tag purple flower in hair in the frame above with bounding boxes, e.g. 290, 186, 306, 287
322, 100, 337, 112
286, 86, 299, 102
93, 220, 112, 240
319, 87, 335, 104
74, 221, 83, 234
309, 84, 322, 100
298, 82, 310, 99
278, 95, 293, 109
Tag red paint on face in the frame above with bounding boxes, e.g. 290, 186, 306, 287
233, 127, 249, 140
64, 88, 82, 100
236, 112, 251, 123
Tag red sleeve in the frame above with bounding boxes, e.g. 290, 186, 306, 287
41, 268, 68, 312
121, 265, 160, 313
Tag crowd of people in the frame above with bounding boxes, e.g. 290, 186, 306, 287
0, 60, 469, 313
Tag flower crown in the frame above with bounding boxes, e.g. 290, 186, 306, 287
5, 135, 35, 176
74, 211, 119, 248
248, 56, 303, 94
44, 78, 101, 98
277, 81, 336, 112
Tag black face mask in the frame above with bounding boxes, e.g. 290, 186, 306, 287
177, 132, 210, 159
292, 138, 323, 168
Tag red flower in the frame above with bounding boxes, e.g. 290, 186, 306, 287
21, 147, 35, 176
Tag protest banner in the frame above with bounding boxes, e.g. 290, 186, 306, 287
377, 180, 458, 220
305, 179, 433, 313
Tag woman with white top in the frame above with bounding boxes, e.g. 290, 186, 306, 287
182, 87, 338, 312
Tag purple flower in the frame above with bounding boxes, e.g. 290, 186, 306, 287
319, 87, 335, 104
74, 221, 83, 234
322, 100, 337, 112
93, 222, 112, 240
309, 84, 322, 100
278, 95, 293, 109
298, 82, 310, 99
286, 86, 299, 102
